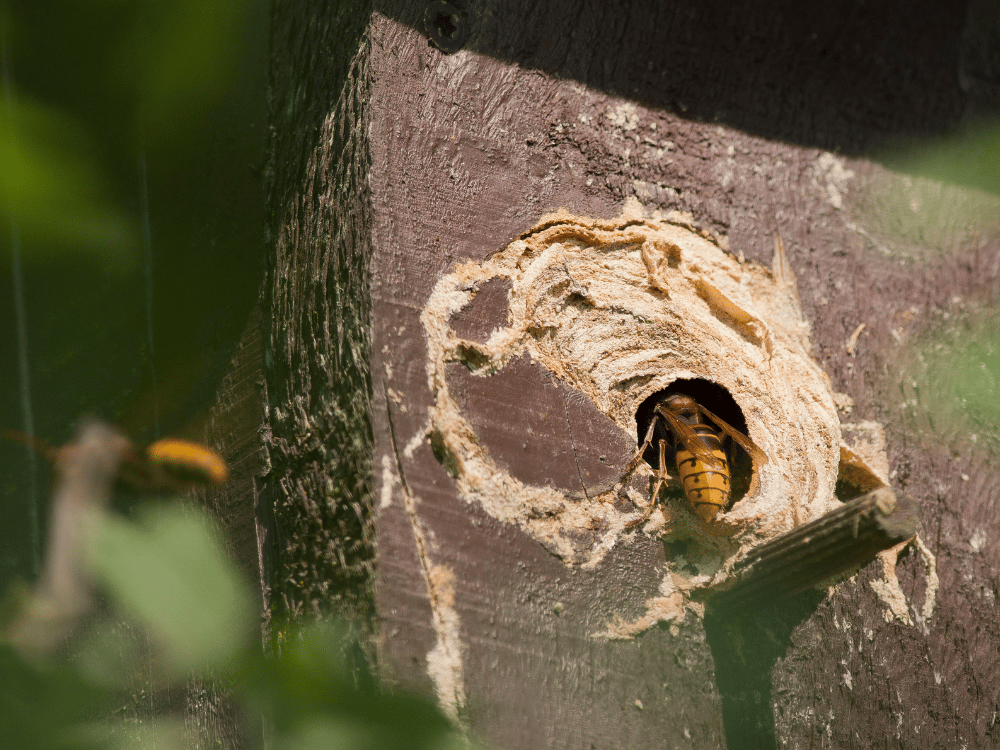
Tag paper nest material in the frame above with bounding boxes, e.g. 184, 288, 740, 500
420, 200, 886, 591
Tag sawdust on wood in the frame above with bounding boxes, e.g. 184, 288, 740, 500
420, 200, 894, 620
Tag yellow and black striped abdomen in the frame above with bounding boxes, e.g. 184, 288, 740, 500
674, 425, 730, 522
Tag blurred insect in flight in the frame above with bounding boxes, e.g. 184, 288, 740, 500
2, 429, 229, 492
617, 392, 767, 526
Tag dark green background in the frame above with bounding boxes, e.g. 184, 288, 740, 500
0, 0, 269, 586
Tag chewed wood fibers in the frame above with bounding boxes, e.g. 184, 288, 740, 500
421, 201, 887, 605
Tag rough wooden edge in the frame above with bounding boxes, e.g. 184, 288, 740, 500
261, 2, 378, 666
709, 488, 918, 610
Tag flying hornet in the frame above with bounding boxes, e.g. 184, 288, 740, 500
3, 429, 229, 492
617, 392, 767, 526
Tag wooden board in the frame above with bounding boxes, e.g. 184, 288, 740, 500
259, 1, 1000, 748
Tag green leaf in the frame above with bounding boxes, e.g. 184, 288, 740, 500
84, 504, 254, 675
0, 96, 139, 265
881, 122, 1000, 198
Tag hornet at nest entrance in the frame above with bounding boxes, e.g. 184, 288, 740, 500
617, 391, 767, 526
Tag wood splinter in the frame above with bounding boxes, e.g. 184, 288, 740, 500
709, 487, 918, 611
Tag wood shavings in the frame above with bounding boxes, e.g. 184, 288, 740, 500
846, 323, 867, 355
870, 533, 938, 628
833, 391, 855, 413
420, 200, 886, 622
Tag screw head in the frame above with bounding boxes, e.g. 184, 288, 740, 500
424, 1, 468, 54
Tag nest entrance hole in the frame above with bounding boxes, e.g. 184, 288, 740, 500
634, 378, 755, 509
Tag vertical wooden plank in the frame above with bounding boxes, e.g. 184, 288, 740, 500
367, 15, 726, 748
262, 0, 378, 661
259, 1, 1000, 748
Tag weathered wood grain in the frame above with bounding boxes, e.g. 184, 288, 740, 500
263, 0, 378, 657
710, 488, 918, 610
259, 1, 1000, 749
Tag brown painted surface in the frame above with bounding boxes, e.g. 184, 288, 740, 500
448, 355, 634, 494
258, 1, 1000, 748
366, 15, 729, 746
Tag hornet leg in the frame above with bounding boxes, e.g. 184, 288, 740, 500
626, 438, 669, 529
616, 416, 659, 487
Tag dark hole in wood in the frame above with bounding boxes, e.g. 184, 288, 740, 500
665, 538, 702, 575
429, 429, 458, 478
634, 378, 754, 507
424, 2, 467, 53
453, 342, 491, 372
435, 11, 458, 38
834, 476, 868, 502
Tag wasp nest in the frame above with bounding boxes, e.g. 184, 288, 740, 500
421, 200, 885, 581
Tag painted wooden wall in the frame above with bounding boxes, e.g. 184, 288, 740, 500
238, 1, 1000, 748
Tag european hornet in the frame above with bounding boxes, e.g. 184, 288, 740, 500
618, 392, 766, 526
3, 430, 229, 492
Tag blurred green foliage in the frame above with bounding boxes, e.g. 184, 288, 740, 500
0, 96, 137, 264
86, 506, 255, 675
855, 172, 1000, 263
0, 0, 269, 591
882, 123, 1000, 200
1, 0, 255, 266
876, 124, 1000, 442
106, 0, 250, 148
899, 309, 1000, 446
2, 503, 477, 750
